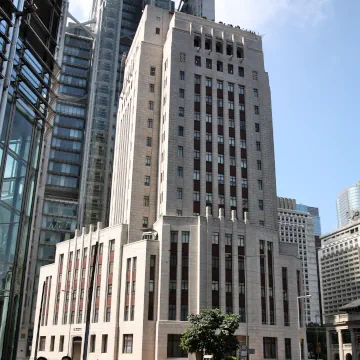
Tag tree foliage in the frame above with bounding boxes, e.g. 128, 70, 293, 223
180, 309, 241, 360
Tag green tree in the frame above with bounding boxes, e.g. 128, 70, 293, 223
180, 309, 241, 360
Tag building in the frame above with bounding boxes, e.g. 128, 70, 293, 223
278, 198, 321, 324
324, 299, 360, 360
179, 0, 215, 20
336, 182, 360, 228
319, 220, 360, 317
17, 22, 94, 360
0, 0, 65, 358
31, 6, 308, 360
18, 0, 173, 357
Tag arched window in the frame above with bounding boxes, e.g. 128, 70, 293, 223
346, 354, 352, 360
226, 44, 233, 56
194, 36, 201, 48
216, 41, 223, 54
237, 46, 244, 59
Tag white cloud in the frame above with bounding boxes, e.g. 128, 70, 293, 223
69, 0, 93, 22
216, 0, 332, 34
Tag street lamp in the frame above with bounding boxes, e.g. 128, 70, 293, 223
297, 295, 311, 360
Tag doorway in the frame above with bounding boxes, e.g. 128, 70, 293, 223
72, 337, 82, 360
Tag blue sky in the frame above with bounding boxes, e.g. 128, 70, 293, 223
70, 0, 359, 234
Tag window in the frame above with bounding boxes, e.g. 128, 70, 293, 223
181, 305, 188, 321
179, 88, 185, 98
228, 101, 234, 110
180, 71, 185, 80
217, 61, 223, 72
59, 336, 64, 352
144, 176, 150, 186
148, 101, 154, 110
90, 335, 96, 352
178, 126, 184, 136
218, 174, 224, 184
178, 146, 183, 157
194, 75, 201, 84
257, 160, 262, 170
206, 114, 212, 123
230, 176, 236, 186
218, 154, 224, 164
206, 78, 212, 88
218, 135, 224, 144
193, 170, 200, 180
39, 336, 46, 351
194, 94, 200, 102
182, 232, 190, 243
229, 137, 235, 146
239, 66, 244, 77
212, 281, 219, 291
149, 83, 155, 93
206, 58, 212, 69
240, 139, 246, 149
239, 103, 245, 112
150, 67, 156, 76
238, 235, 245, 247
155, 27, 160, 34
177, 188, 183, 199
106, 307, 111, 322
230, 156, 236, 166
263, 337, 277, 359
142, 217, 148, 227
254, 88, 259, 97
226, 281, 232, 292
241, 159, 247, 168
229, 119, 235, 128
147, 137, 152, 147
194, 112, 200, 121
259, 200, 264, 210
285, 338, 292, 359
93, 308, 99, 323
225, 234, 232, 246
258, 180, 263, 190
217, 80, 223, 90
123, 334, 133, 353
217, 99, 223, 108
206, 193, 212, 203
256, 141, 261, 151
193, 191, 200, 202
252, 70, 258, 80
212, 232, 219, 244
167, 334, 187, 358
178, 167, 184, 178
230, 196, 237, 207
107, 284, 112, 296
206, 96, 212, 105
50, 336, 55, 351
177, 210, 182, 216
206, 152, 212, 162
255, 123, 260, 132
194, 130, 200, 140
254, 105, 259, 115
179, 107, 184, 117
194, 150, 200, 159
169, 304, 176, 320
101, 334, 108, 353
228, 64, 234, 74
195, 56, 201, 66
145, 156, 151, 166
144, 196, 150, 207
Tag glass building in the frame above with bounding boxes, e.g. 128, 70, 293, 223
296, 204, 322, 237
0, 0, 64, 358
336, 182, 360, 228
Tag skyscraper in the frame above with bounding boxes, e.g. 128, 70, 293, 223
31, 7, 307, 360
179, 0, 215, 20
336, 181, 360, 228
17, 22, 94, 359
0, 0, 65, 358
277, 198, 321, 324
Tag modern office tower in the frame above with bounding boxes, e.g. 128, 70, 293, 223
319, 220, 360, 316
179, 0, 215, 20
17, 23, 94, 359
278, 198, 321, 324
336, 181, 360, 228
32, 6, 308, 360
0, 0, 65, 358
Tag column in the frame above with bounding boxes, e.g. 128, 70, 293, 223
338, 329, 344, 360
351, 329, 357, 360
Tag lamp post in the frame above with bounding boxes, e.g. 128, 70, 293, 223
297, 295, 311, 360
